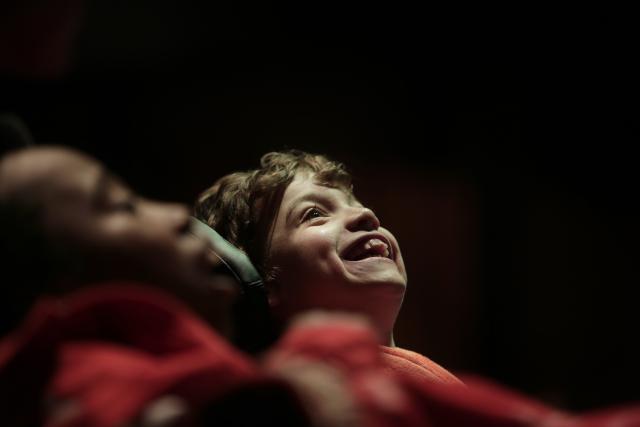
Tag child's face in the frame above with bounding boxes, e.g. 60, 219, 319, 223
1, 148, 236, 329
268, 172, 407, 322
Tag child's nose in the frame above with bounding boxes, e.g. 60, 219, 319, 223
345, 207, 380, 232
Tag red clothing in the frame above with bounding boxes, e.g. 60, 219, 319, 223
0, 284, 429, 427
2, 285, 639, 427
377, 347, 640, 427
398, 374, 640, 427
0, 284, 283, 427
264, 318, 429, 427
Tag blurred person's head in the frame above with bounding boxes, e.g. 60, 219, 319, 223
0, 146, 236, 335
195, 150, 407, 345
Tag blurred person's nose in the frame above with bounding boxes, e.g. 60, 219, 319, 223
142, 201, 191, 234
345, 206, 380, 232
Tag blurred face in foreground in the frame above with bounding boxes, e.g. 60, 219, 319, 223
267, 171, 407, 344
0, 147, 236, 332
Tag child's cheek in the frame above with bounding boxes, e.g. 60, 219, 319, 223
303, 226, 338, 256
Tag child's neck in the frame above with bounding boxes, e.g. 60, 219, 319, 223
387, 333, 396, 347
381, 329, 396, 347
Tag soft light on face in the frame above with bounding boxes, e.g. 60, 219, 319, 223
267, 172, 407, 328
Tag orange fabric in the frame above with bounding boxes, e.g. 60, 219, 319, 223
380, 346, 463, 386
265, 320, 429, 427
400, 374, 640, 427
402, 374, 565, 427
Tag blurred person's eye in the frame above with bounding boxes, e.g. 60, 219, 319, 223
111, 197, 138, 213
92, 172, 139, 214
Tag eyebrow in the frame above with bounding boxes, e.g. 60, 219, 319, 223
285, 188, 358, 225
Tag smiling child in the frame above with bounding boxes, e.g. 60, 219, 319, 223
195, 150, 461, 385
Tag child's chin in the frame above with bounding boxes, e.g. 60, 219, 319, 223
342, 257, 402, 277
343, 264, 407, 290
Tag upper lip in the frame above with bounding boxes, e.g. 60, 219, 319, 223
340, 232, 394, 261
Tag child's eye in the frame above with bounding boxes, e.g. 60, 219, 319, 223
302, 207, 324, 222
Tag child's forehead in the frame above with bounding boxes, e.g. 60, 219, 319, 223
284, 173, 360, 206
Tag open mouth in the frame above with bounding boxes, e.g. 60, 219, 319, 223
341, 234, 393, 261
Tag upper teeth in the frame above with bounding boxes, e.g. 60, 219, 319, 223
350, 238, 390, 260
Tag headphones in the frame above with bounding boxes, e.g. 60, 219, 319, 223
189, 217, 274, 353
188, 216, 264, 293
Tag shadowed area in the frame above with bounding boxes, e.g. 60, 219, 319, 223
1, 2, 638, 410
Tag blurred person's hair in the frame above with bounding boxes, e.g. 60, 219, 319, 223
0, 117, 43, 334
0, 114, 34, 154
0, 152, 65, 335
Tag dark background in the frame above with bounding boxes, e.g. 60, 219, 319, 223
2, 2, 638, 410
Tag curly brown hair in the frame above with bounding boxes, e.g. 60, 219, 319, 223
194, 150, 353, 281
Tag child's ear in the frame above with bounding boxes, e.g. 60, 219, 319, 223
266, 280, 281, 308
263, 265, 281, 307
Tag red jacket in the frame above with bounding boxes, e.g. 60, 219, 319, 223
2, 284, 639, 427
0, 284, 290, 426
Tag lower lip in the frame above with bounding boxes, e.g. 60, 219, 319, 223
342, 257, 395, 265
